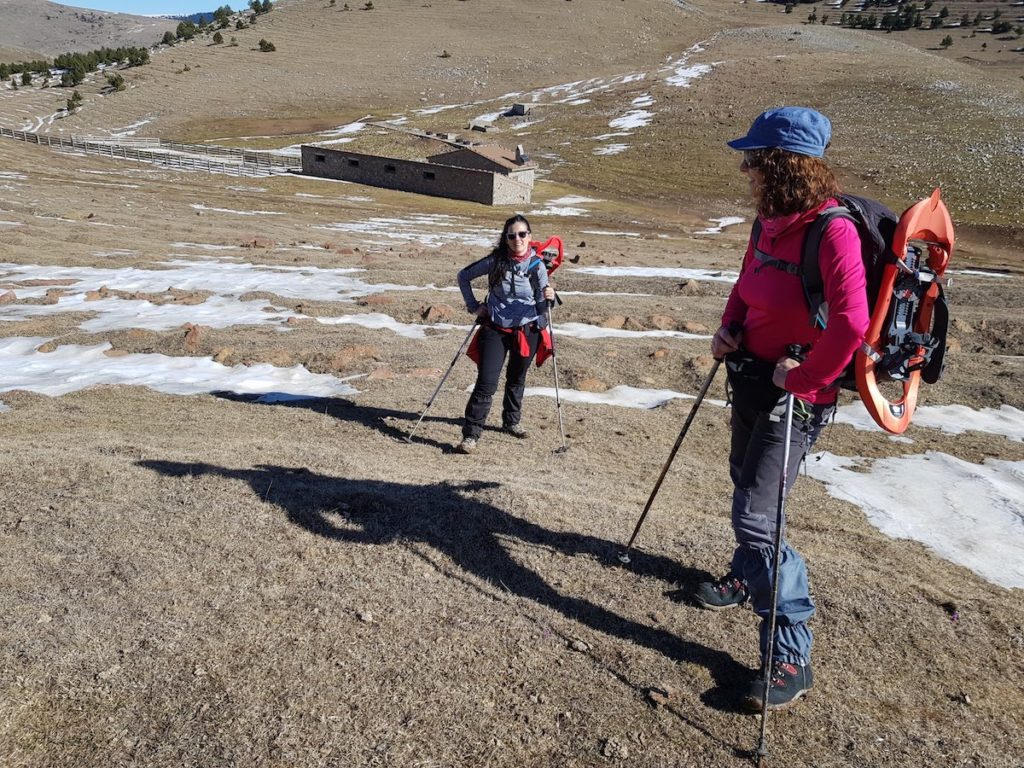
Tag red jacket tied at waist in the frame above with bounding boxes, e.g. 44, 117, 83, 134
467, 322, 554, 368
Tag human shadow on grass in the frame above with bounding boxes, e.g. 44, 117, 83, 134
210, 391, 464, 451
210, 392, 526, 453
138, 459, 752, 724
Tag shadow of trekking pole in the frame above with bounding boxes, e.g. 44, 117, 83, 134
405, 321, 478, 444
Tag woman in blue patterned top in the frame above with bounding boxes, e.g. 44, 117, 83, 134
456, 214, 555, 453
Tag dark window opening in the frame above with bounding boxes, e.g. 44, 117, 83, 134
314, 154, 326, 163
423, 171, 436, 180
384, 164, 396, 173
347, 159, 360, 167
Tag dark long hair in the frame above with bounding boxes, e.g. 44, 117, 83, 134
746, 148, 841, 218
487, 214, 532, 290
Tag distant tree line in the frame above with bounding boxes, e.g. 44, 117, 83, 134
0, 46, 149, 87
160, 2, 273, 46
835, 0, 1019, 33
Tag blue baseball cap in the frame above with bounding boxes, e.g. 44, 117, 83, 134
727, 107, 832, 158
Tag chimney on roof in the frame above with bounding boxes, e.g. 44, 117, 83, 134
515, 144, 529, 164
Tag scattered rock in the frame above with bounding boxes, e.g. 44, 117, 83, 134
285, 316, 316, 326
0, 290, 15, 304
357, 610, 374, 624
359, 294, 396, 307
577, 378, 608, 392
182, 323, 206, 352
127, 329, 152, 340
42, 289, 64, 305
265, 350, 296, 367
689, 354, 716, 376
676, 279, 702, 295
649, 348, 669, 359
622, 317, 646, 332
681, 320, 710, 334
577, 240, 586, 248
335, 247, 355, 255
103, 349, 129, 358
36, 341, 58, 353
331, 345, 382, 371
421, 303, 456, 322
601, 737, 629, 760
240, 235, 274, 248
170, 291, 207, 306
600, 315, 626, 330
569, 639, 590, 652
213, 347, 234, 364
644, 683, 679, 708
648, 314, 676, 331
84, 286, 111, 301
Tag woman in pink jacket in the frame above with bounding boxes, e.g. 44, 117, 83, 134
692, 107, 869, 710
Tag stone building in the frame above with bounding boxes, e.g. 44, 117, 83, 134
300, 136, 536, 206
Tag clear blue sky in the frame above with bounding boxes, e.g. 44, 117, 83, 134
68, 0, 224, 15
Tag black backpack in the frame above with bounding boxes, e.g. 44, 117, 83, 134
750, 194, 948, 390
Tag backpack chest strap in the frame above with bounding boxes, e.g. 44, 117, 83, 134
753, 247, 801, 275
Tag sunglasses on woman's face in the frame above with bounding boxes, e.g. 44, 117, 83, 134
506, 230, 530, 241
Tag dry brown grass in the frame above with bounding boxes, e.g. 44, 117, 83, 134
1, 1, 1023, 766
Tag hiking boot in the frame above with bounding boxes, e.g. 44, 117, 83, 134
691, 572, 750, 610
744, 660, 814, 712
456, 437, 478, 454
505, 423, 528, 439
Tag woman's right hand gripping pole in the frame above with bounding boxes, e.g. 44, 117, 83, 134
712, 322, 743, 360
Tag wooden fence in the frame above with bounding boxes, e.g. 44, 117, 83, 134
0, 127, 300, 177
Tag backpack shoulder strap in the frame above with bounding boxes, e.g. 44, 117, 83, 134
802, 205, 856, 329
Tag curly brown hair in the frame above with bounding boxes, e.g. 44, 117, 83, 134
745, 148, 841, 218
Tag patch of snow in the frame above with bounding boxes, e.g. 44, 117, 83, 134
525, 384, 725, 410
575, 266, 738, 282
190, 204, 285, 216
316, 313, 463, 340
665, 63, 713, 87
694, 216, 746, 235
0, 338, 358, 400
609, 110, 654, 131
836, 403, 1024, 442
554, 322, 711, 341
806, 451, 1024, 589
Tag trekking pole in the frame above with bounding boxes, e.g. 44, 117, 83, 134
618, 358, 722, 565
404, 320, 478, 444
545, 303, 569, 453
755, 391, 795, 767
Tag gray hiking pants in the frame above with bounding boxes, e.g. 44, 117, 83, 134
727, 376, 834, 667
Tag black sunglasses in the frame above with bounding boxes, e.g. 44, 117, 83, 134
505, 230, 531, 241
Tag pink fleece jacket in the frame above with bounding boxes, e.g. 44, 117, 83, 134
721, 199, 870, 404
